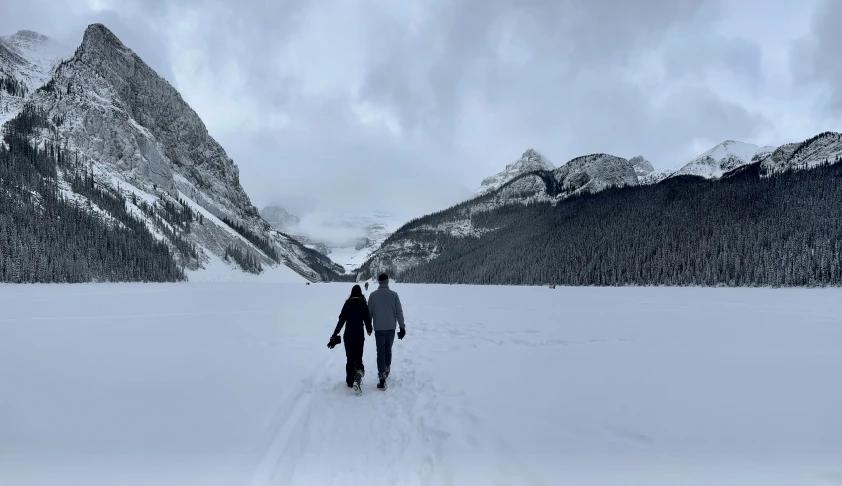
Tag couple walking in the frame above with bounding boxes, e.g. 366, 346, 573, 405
331, 273, 406, 393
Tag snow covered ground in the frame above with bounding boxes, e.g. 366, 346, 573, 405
1, 283, 840, 486
185, 252, 306, 284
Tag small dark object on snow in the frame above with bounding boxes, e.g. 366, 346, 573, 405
327, 334, 341, 349
377, 379, 387, 390
397, 328, 406, 340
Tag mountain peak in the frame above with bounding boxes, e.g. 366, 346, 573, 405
516, 148, 552, 167
1, 29, 59, 56
82, 23, 128, 53
8, 30, 49, 42
476, 149, 555, 196
628, 155, 654, 177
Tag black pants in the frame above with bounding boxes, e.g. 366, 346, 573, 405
374, 329, 395, 379
344, 338, 364, 385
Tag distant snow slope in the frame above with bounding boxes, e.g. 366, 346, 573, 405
185, 251, 304, 283
1, 284, 840, 486
0, 30, 69, 90
262, 207, 401, 273
322, 214, 399, 273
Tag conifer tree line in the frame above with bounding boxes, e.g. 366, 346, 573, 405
394, 161, 842, 287
130, 194, 202, 265
0, 75, 27, 97
1, 104, 185, 282
220, 215, 279, 262
224, 244, 262, 274
297, 243, 356, 282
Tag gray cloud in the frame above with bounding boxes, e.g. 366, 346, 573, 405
3, 0, 830, 241
791, 0, 842, 113
662, 35, 763, 84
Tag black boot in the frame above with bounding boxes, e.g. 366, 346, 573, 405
377, 378, 387, 390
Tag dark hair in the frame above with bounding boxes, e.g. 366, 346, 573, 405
348, 284, 366, 302
378, 273, 389, 282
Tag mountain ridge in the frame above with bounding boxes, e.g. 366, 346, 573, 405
360, 132, 842, 282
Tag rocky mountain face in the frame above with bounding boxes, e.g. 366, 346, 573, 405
1, 24, 345, 282
757, 132, 842, 175
629, 155, 654, 178
475, 148, 555, 196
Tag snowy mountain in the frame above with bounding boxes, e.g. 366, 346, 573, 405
358, 151, 638, 278
469, 152, 638, 213
260, 204, 301, 232
0, 30, 69, 90
0, 30, 70, 128
359, 131, 842, 284
260, 205, 399, 273
670, 140, 770, 179
326, 212, 398, 273
757, 132, 842, 175
0, 24, 346, 282
475, 148, 554, 196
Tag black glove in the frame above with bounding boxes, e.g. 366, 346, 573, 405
398, 328, 406, 340
327, 334, 341, 349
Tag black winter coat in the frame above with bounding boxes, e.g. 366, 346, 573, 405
334, 297, 373, 343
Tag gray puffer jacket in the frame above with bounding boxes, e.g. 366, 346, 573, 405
368, 283, 405, 331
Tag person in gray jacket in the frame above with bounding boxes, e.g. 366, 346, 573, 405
368, 273, 406, 390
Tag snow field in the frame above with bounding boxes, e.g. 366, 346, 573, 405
0, 283, 841, 485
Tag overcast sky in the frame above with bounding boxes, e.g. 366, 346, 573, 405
3, 0, 842, 226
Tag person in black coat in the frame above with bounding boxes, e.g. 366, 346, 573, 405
333, 285, 373, 388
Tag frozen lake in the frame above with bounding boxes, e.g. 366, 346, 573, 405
1, 283, 840, 485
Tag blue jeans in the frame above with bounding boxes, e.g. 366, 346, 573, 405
374, 330, 395, 379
